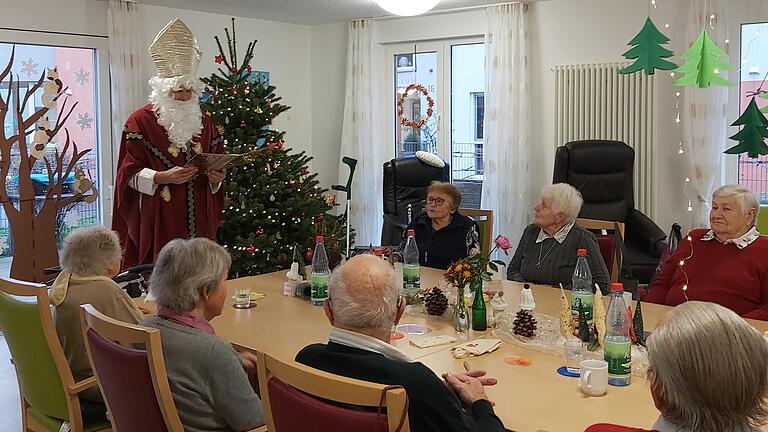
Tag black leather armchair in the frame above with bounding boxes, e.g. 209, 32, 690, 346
553, 140, 666, 283
381, 156, 450, 246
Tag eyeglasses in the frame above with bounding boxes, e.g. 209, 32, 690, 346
426, 196, 446, 206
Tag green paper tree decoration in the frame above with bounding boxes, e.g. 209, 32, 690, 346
633, 300, 645, 347
673, 29, 734, 88
724, 97, 768, 158
618, 18, 677, 75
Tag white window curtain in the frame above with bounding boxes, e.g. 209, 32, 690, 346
481, 3, 532, 249
680, 0, 729, 228
107, 0, 144, 154
337, 19, 386, 246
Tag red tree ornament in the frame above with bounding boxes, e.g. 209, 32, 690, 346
255, 227, 265, 236
240, 121, 246, 128
246, 245, 257, 254
215, 54, 224, 64
305, 248, 313, 262
246, 64, 252, 73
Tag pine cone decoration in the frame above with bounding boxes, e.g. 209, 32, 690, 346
513, 309, 537, 338
424, 287, 448, 316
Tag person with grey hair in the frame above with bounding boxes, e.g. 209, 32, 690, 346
646, 185, 768, 320
296, 254, 505, 432
586, 301, 768, 432
507, 183, 610, 294
51, 226, 144, 405
142, 238, 264, 432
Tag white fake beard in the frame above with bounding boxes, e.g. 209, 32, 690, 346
149, 86, 203, 151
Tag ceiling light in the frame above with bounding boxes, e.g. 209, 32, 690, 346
375, 0, 441, 16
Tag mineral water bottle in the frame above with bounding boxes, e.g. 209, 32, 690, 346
403, 229, 420, 293
571, 248, 593, 337
311, 236, 330, 306
604, 282, 631, 386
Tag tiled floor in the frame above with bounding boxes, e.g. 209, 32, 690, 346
0, 335, 21, 431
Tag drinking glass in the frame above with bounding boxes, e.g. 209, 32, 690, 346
564, 339, 585, 374
234, 286, 252, 308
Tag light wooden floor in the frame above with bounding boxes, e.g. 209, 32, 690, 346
0, 334, 21, 431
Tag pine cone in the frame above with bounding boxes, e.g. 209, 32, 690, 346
513, 309, 537, 338
424, 287, 448, 316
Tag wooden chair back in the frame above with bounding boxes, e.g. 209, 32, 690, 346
256, 351, 409, 432
459, 208, 494, 258
576, 218, 626, 283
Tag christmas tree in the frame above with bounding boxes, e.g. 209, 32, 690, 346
673, 29, 733, 88
202, 19, 349, 276
724, 97, 768, 158
618, 18, 677, 76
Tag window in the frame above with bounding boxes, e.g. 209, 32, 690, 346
738, 22, 768, 204
394, 50, 438, 158
0, 31, 111, 275
472, 92, 484, 141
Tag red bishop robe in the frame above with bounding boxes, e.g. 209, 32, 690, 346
112, 104, 224, 270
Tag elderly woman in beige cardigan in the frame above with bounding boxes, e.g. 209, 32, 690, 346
51, 226, 144, 403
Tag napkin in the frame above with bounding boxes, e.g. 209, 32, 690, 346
451, 338, 502, 358
409, 335, 458, 348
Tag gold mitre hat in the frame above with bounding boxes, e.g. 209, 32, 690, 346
149, 18, 201, 79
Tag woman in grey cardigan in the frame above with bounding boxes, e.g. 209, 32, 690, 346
143, 238, 265, 432
507, 184, 610, 294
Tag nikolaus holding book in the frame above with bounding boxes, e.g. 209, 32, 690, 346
112, 19, 227, 270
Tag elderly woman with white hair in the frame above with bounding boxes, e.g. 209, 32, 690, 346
52, 226, 144, 404
142, 238, 264, 432
587, 301, 768, 432
507, 183, 610, 294
645, 185, 768, 320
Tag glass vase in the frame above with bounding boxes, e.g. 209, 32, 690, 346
454, 284, 469, 332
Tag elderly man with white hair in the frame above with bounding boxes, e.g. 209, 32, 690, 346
296, 254, 506, 432
507, 183, 610, 293
646, 185, 768, 320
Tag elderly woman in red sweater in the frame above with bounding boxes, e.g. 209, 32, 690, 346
644, 185, 768, 320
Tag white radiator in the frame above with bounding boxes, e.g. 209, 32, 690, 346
553, 62, 656, 218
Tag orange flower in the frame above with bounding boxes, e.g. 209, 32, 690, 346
463, 270, 471, 278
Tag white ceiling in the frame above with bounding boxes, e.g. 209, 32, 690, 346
138, 0, 510, 25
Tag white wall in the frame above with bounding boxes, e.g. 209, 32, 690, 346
310, 22, 347, 188
1, 0, 107, 37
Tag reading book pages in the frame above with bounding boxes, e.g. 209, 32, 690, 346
185, 153, 244, 172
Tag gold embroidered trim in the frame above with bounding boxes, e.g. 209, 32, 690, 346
160, 186, 171, 202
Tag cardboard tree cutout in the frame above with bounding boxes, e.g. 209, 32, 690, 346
0, 47, 98, 282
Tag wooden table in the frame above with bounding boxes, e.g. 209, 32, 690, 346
140, 268, 768, 432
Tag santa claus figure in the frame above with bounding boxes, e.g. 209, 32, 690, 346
112, 18, 225, 269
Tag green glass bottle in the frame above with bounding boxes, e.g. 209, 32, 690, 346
471, 281, 487, 331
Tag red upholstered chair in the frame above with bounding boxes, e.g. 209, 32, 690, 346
585, 423, 656, 432
577, 218, 625, 283
79, 304, 184, 432
256, 351, 410, 432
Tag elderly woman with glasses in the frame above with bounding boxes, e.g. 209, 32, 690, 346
507, 183, 610, 294
399, 181, 480, 269
645, 185, 768, 320
142, 238, 264, 431
587, 301, 768, 432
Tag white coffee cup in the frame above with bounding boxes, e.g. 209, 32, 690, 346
579, 359, 608, 396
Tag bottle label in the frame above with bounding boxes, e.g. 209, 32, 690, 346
403, 266, 420, 290
311, 273, 330, 301
604, 339, 632, 379
571, 293, 593, 337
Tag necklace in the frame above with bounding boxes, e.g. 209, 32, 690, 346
535, 241, 558, 269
